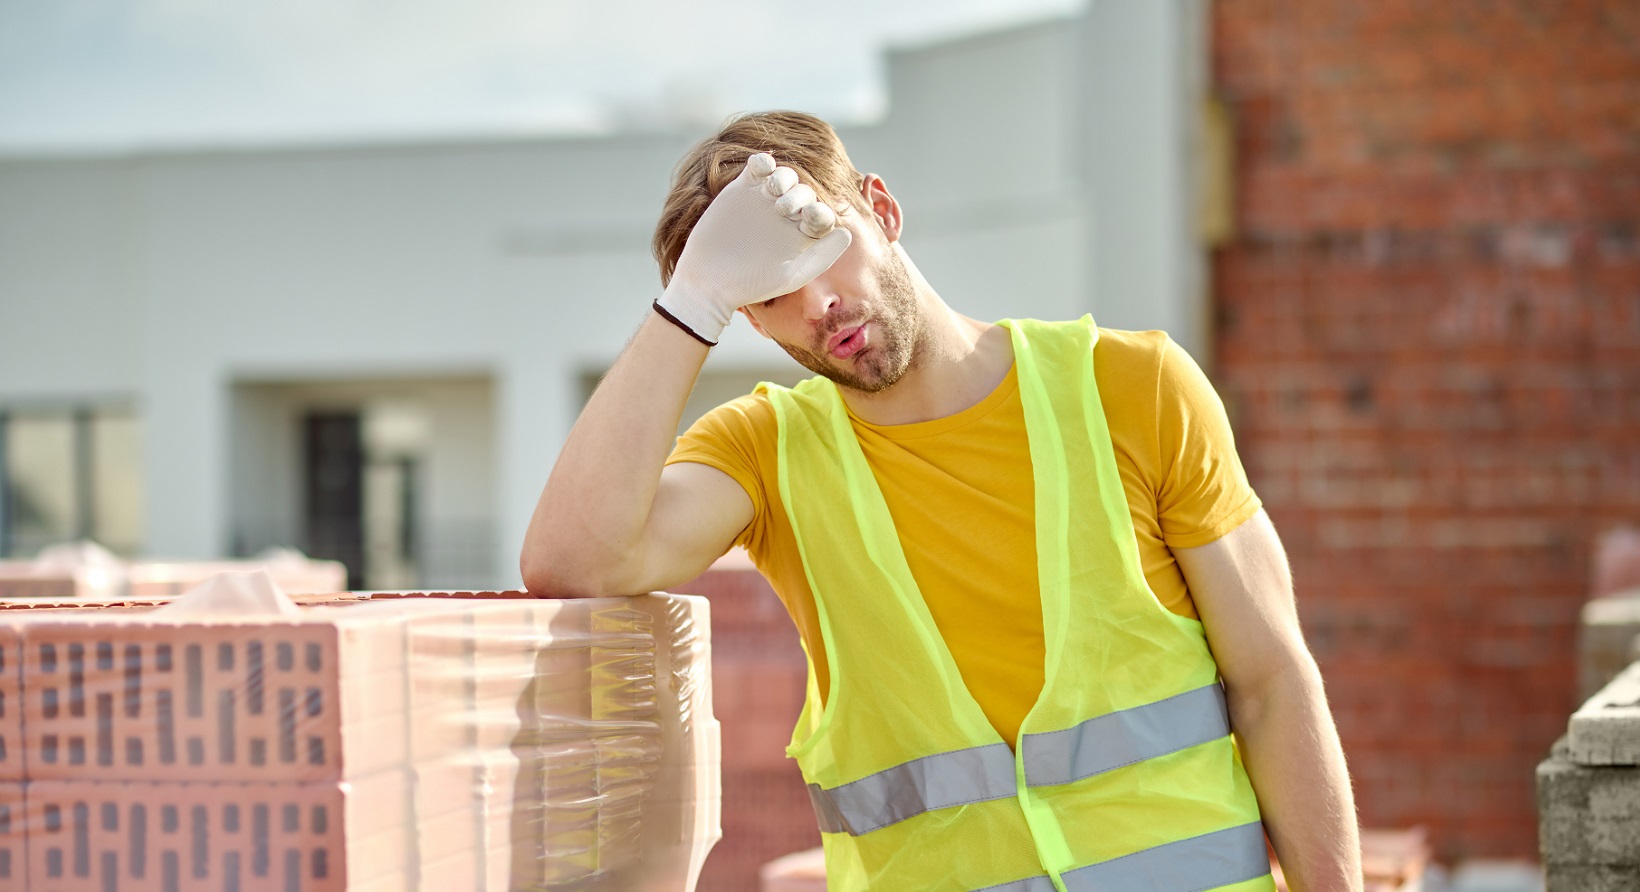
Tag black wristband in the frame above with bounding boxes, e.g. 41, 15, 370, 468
652, 301, 718, 347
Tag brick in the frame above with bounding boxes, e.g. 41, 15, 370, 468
1214, 0, 1640, 862
759, 847, 825, 892
0, 563, 118, 602
125, 560, 346, 599
0, 589, 721, 890
11, 605, 417, 784
0, 781, 22, 887
20, 778, 378, 892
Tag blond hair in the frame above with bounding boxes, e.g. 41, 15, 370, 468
652, 111, 867, 287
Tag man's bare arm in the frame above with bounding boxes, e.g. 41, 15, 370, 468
521, 153, 848, 597
520, 312, 753, 597
1174, 510, 1362, 892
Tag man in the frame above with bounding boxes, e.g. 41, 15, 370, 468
522, 112, 1361, 892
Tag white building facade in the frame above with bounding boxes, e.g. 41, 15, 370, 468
0, 2, 1215, 589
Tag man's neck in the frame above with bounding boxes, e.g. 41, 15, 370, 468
840, 300, 1014, 426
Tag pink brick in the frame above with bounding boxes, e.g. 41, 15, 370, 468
759, 847, 825, 892
12, 611, 410, 784
125, 561, 346, 600
0, 591, 720, 889
0, 782, 21, 889
21, 780, 373, 892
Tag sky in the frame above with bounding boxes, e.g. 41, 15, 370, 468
0, 0, 1083, 154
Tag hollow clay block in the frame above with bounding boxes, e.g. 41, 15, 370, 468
1570, 660, 1640, 766
0, 591, 720, 892
0, 561, 120, 602
14, 612, 412, 784
0, 625, 20, 781
126, 560, 346, 599
22, 779, 365, 892
0, 781, 22, 886
760, 847, 827, 892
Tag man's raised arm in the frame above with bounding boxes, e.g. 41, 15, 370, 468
520, 153, 850, 597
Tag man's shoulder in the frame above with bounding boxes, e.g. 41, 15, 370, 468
1091, 327, 1174, 392
689, 388, 780, 437
1093, 326, 1172, 359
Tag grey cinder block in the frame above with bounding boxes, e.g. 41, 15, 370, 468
1537, 739, 1640, 868
1542, 862, 1640, 892
1569, 661, 1640, 766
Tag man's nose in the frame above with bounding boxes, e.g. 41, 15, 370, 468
796, 282, 839, 323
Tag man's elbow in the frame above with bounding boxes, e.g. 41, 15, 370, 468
519, 542, 638, 598
1223, 642, 1327, 720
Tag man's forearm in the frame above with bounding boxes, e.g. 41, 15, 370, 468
521, 310, 709, 595
1229, 659, 1362, 892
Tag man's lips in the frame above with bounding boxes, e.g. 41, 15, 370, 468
828, 324, 866, 359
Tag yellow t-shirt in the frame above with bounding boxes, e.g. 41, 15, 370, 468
667, 327, 1261, 747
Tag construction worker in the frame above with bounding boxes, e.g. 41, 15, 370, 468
522, 111, 1362, 892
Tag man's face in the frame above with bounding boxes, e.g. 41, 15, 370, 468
740, 206, 926, 394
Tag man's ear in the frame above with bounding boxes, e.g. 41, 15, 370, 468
860, 174, 903, 244
738, 306, 772, 339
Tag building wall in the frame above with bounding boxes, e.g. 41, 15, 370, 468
0, 3, 1207, 590
228, 376, 496, 586
1212, 0, 1640, 861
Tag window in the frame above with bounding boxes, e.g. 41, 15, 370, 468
0, 407, 143, 558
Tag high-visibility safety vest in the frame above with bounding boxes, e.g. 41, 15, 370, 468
758, 317, 1276, 892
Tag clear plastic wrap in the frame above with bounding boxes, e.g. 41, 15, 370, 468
0, 573, 722, 891
0, 545, 348, 602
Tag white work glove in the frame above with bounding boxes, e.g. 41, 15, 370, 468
655, 153, 852, 345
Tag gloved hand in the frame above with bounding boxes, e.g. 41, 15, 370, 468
655, 153, 853, 345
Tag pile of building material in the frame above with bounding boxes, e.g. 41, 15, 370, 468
0, 544, 347, 602
0, 574, 721, 891
1538, 661, 1640, 892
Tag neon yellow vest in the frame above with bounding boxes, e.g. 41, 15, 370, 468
759, 317, 1274, 892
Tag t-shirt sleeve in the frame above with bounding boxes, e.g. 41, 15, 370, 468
1154, 337, 1262, 549
665, 393, 772, 552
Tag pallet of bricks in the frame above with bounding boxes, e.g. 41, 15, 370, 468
0, 544, 348, 602
0, 573, 722, 891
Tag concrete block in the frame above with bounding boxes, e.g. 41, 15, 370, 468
1569, 661, 1640, 765
1578, 595, 1640, 701
1542, 862, 1640, 892
1536, 739, 1640, 866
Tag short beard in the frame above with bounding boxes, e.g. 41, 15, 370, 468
775, 252, 923, 394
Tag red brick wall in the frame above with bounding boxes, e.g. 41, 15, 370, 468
1212, 0, 1640, 861
674, 557, 818, 892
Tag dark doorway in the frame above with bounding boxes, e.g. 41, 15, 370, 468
302, 412, 365, 588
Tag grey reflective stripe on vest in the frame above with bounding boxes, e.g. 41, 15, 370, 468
1022, 683, 1232, 787
974, 874, 1059, 892
810, 685, 1232, 837
972, 821, 1268, 892
806, 742, 1018, 835
1060, 821, 1270, 891
970, 872, 1062, 885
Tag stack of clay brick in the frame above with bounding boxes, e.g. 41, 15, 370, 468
0, 544, 347, 602
0, 577, 721, 891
